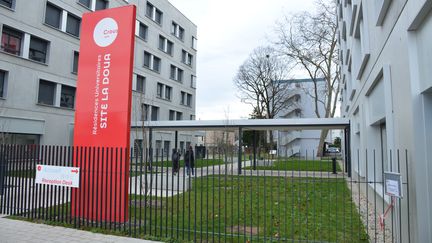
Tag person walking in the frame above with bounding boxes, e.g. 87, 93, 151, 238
185, 146, 195, 176
171, 149, 180, 175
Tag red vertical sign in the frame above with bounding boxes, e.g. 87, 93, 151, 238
72, 5, 136, 222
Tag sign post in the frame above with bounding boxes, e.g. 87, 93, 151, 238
379, 171, 403, 230
72, 5, 136, 222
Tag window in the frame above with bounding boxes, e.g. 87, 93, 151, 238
1, 26, 22, 55
60, 85, 75, 108
191, 75, 196, 89
72, 51, 79, 73
144, 52, 151, 68
145, 3, 153, 17
29, 36, 48, 63
95, 0, 107, 10
0, 0, 13, 8
138, 22, 148, 40
163, 140, 170, 155
158, 35, 173, 55
170, 65, 176, 79
78, 0, 91, 8
169, 110, 175, 120
66, 14, 81, 37
45, 3, 62, 29
192, 36, 197, 50
143, 51, 161, 72
158, 36, 164, 50
171, 22, 184, 40
180, 91, 185, 105
190, 115, 195, 120
176, 112, 182, 121
165, 86, 172, 100
146, 2, 163, 25
38, 80, 56, 105
182, 50, 193, 66
151, 106, 159, 121
155, 9, 163, 25
170, 65, 183, 82
177, 69, 183, 82
153, 56, 161, 72
167, 41, 173, 55
0, 70, 6, 98
186, 94, 192, 106
141, 104, 149, 121
156, 83, 163, 98
155, 140, 162, 150
136, 75, 145, 93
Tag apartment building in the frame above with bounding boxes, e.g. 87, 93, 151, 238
338, 0, 432, 242
0, 0, 197, 154
274, 79, 333, 159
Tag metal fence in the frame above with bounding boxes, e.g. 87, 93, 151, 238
0, 144, 410, 242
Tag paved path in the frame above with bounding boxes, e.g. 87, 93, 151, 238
0, 215, 160, 243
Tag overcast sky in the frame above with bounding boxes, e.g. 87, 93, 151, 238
168, 0, 315, 120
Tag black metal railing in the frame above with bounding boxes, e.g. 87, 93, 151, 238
0, 144, 411, 242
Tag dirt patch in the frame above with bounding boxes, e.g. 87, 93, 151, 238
226, 225, 259, 235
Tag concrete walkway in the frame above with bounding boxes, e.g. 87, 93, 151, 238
0, 215, 161, 243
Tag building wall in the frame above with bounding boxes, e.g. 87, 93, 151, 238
0, 0, 197, 151
338, 0, 432, 241
275, 79, 331, 159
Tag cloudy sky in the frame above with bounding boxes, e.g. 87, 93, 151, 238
168, 0, 315, 120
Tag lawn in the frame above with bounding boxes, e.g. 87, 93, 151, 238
15, 175, 367, 243
6, 169, 35, 178
150, 158, 225, 168
244, 158, 342, 172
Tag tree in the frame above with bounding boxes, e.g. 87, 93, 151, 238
275, 0, 340, 156
234, 46, 296, 148
333, 137, 341, 148
234, 46, 293, 121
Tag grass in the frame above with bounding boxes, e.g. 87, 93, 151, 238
244, 158, 342, 172
6, 169, 35, 178
151, 158, 225, 168
11, 175, 367, 242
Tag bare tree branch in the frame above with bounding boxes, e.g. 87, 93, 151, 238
234, 46, 295, 120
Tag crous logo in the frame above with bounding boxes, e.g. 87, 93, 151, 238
93, 18, 118, 47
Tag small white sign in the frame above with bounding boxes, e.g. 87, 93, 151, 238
35, 164, 80, 188
386, 180, 399, 196
384, 172, 402, 198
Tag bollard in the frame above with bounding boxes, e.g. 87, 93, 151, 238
332, 157, 337, 174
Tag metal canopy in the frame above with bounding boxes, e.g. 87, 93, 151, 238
133, 118, 350, 131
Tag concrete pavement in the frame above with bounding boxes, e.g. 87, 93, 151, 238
0, 215, 161, 243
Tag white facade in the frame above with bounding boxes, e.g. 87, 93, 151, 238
0, 0, 197, 154
338, 0, 432, 242
275, 79, 331, 158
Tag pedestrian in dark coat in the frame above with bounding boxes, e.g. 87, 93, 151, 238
185, 146, 195, 176
171, 149, 180, 175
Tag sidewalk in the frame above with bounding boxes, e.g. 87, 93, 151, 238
0, 215, 161, 243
